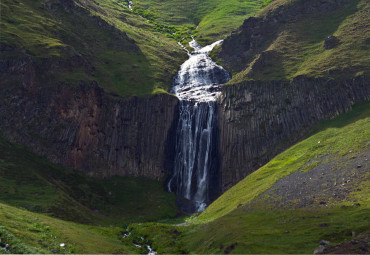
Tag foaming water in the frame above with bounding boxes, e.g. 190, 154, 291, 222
168, 39, 230, 212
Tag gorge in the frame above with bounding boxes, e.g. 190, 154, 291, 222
0, 0, 369, 253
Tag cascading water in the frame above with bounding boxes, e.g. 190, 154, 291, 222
167, 39, 230, 212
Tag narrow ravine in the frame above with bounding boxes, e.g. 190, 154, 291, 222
167, 39, 230, 212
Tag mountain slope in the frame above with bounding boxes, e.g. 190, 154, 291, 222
0, 0, 186, 97
214, 0, 370, 83
132, 0, 267, 44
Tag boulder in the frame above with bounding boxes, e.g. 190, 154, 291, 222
324, 35, 340, 50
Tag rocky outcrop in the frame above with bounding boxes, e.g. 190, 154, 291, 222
0, 78, 178, 180
324, 35, 340, 50
217, 76, 370, 191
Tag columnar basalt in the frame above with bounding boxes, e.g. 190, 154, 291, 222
0, 80, 178, 179
217, 76, 370, 191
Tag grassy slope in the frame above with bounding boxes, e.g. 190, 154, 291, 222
0, 202, 135, 254
0, 0, 186, 97
0, 136, 178, 225
227, 0, 370, 83
132, 0, 266, 45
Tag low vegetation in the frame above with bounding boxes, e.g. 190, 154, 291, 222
0, 136, 178, 225
128, 0, 268, 45
220, 0, 370, 83
0, 0, 186, 97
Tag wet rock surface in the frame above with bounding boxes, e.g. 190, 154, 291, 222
217, 76, 370, 191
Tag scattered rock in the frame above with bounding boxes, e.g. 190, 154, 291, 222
360, 245, 368, 252
357, 165, 362, 168
224, 242, 238, 254
314, 240, 331, 254
319, 234, 369, 254
313, 245, 326, 254
324, 35, 339, 50
319, 240, 330, 246
319, 201, 327, 205
171, 228, 180, 236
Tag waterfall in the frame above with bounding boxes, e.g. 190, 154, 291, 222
167, 39, 230, 212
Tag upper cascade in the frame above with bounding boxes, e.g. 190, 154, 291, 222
171, 39, 231, 102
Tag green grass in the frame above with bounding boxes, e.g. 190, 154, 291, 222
0, 135, 178, 225
0, 202, 134, 253
0, 0, 186, 97
183, 206, 370, 254
131, 0, 267, 45
224, 0, 370, 83
192, 101, 370, 224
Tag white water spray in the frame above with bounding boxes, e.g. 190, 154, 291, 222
168, 39, 230, 212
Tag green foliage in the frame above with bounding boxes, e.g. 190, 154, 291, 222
262, 0, 275, 7
0, 203, 134, 253
132, 0, 266, 44
0, 225, 42, 254
183, 207, 370, 253
121, 223, 189, 254
0, 136, 178, 225
0, 0, 187, 97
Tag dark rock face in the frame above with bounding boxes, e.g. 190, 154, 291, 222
324, 35, 340, 49
217, 76, 370, 191
0, 77, 178, 180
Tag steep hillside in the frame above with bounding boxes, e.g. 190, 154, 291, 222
0, 0, 186, 97
0, 202, 136, 253
132, 0, 268, 45
0, 135, 178, 224
214, 0, 370, 82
